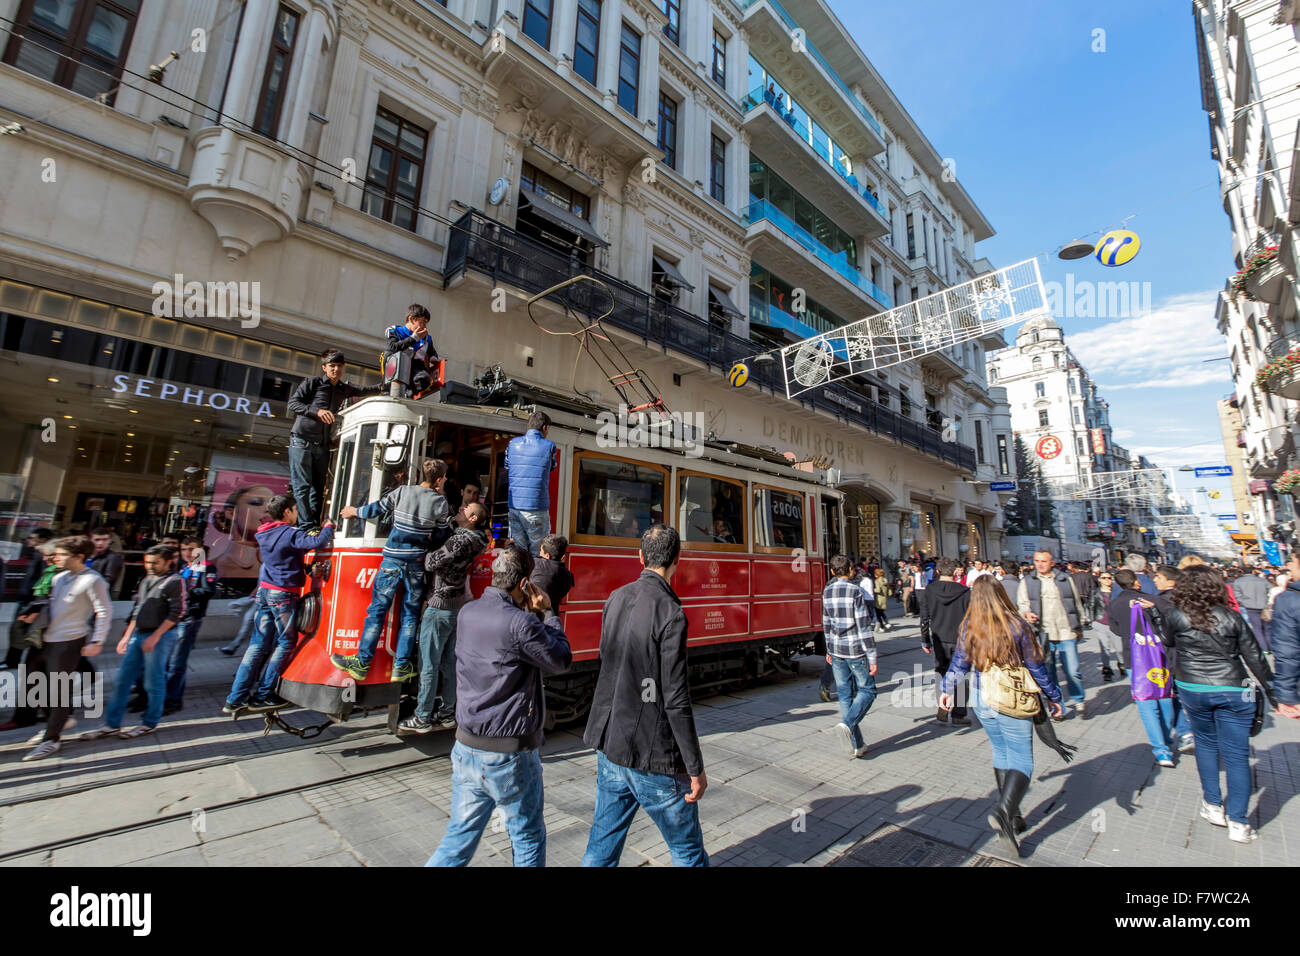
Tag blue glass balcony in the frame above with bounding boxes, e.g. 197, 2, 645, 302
745, 199, 892, 309
739, 0, 883, 138
742, 85, 886, 218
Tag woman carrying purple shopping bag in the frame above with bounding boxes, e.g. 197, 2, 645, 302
1128, 602, 1177, 767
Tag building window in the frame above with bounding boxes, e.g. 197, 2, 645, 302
906, 213, 916, 259
1035, 381, 1045, 397
1068, 377, 1077, 395
975, 420, 986, 465
709, 133, 726, 203
1032, 356, 1042, 370
523, 0, 553, 49
712, 29, 726, 85
4, 0, 143, 103
662, 0, 680, 46
617, 24, 640, 116
573, 0, 600, 85
910, 286, 918, 302
1038, 409, 1049, 427
253, 5, 301, 138
1073, 406, 1081, 424
997, 434, 1009, 475
658, 91, 678, 169
362, 107, 429, 231
1077, 435, 1087, 456
989, 367, 998, 383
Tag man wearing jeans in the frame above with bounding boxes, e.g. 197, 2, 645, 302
163, 536, 216, 714
428, 547, 571, 866
582, 525, 708, 867
286, 348, 381, 529
399, 503, 490, 734
820, 553, 878, 759
1018, 550, 1089, 718
332, 460, 449, 683
505, 412, 557, 556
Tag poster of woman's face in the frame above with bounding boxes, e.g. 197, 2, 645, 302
204, 471, 291, 579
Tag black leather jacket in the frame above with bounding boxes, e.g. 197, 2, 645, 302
1155, 604, 1274, 692
287, 376, 381, 444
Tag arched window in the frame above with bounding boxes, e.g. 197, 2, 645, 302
1032, 356, 1042, 370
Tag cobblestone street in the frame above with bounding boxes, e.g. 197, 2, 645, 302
2, 609, 1296, 867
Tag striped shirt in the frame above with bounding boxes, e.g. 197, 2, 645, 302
822, 576, 877, 664
357, 484, 449, 561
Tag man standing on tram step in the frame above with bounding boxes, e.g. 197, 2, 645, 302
530, 534, 575, 609
287, 348, 382, 529
505, 411, 558, 557
428, 547, 572, 866
1018, 550, 1089, 719
332, 459, 450, 682
399, 502, 491, 735
162, 536, 217, 715
582, 525, 709, 867
222, 497, 333, 714
821, 552, 878, 759
384, 303, 440, 396
920, 557, 972, 726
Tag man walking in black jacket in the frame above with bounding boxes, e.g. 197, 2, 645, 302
582, 525, 708, 867
920, 557, 971, 725
428, 547, 571, 867
286, 348, 381, 528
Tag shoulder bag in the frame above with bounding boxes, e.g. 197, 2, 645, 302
986, 628, 1041, 719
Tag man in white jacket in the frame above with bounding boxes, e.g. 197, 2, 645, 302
21, 536, 112, 761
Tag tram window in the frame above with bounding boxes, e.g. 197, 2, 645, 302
332, 434, 356, 525
754, 486, 805, 551
573, 453, 665, 543
678, 473, 745, 548
344, 422, 379, 537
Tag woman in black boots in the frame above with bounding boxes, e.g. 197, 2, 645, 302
940, 576, 1065, 858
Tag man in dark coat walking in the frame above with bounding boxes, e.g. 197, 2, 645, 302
920, 557, 972, 725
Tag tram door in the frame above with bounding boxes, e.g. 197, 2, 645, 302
821, 496, 842, 559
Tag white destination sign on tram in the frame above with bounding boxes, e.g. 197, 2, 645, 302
111, 374, 275, 418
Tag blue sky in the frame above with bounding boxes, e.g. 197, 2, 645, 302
831, 0, 1239, 519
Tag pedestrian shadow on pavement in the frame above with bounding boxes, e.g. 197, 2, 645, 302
1019, 743, 1150, 856
1253, 739, 1300, 830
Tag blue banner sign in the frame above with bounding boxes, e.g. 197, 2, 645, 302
1193, 466, 1233, 477
989, 481, 1017, 491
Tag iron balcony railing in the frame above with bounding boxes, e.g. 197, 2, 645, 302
1264, 328, 1300, 362
745, 199, 892, 308
739, 0, 883, 138
741, 85, 886, 218
444, 210, 975, 473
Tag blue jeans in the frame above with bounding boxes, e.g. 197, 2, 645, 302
428, 742, 546, 867
582, 752, 708, 867
417, 606, 458, 722
972, 693, 1035, 778
1242, 608, 1269, 653
1132, 675, 1176, 760
1180, 687, 1256, 824
164, 617, 200, 706
357, 556, 424, 668
1043, 638, 1085, 704
104, 628, 178, 730
225, 587, 298, 706
509, 508, 549, 557
288, 436, 329, 527
831, 656, 877, 749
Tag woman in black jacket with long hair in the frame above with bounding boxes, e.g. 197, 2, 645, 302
1157, 566, 1274, 844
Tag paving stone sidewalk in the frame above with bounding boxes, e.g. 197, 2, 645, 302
2, 609, 1298, 866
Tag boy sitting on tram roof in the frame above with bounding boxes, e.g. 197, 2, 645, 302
331, 458, 450, 682
384, 303, 440, 397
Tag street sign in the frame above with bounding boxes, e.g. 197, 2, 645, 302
1108, 517, 1125, 523
1216, 514, 1237, 520
989, 481, 1017, 491
1194, 466, 1232, 477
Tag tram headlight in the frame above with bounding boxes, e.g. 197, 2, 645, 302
384, 423, 411, 466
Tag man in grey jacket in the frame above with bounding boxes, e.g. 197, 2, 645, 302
1018, 550, 1090, 718
400, 503, 490, 735
1230, 569, 1271, 652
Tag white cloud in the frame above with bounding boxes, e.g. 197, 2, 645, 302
1066, 291, 1227, 384
1126, 442, 1230, 469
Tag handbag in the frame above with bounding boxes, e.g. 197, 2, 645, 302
986, 631, 1042, 719
1129, 604, 1173, 701
1249, 681, 1266, 737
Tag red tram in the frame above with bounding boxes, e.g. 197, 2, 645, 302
277, 380, 844, 731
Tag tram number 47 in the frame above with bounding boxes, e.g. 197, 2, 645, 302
355, 567, 379, 589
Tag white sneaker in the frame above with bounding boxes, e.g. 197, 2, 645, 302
833, 722, 854, 757
1228, 821, 1257, 844
25, 716, 75, 746
853, 744, 869, 759
1075, 700, 1086, 718
1200, 801, 1227, 828
21, 739, 60, 761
